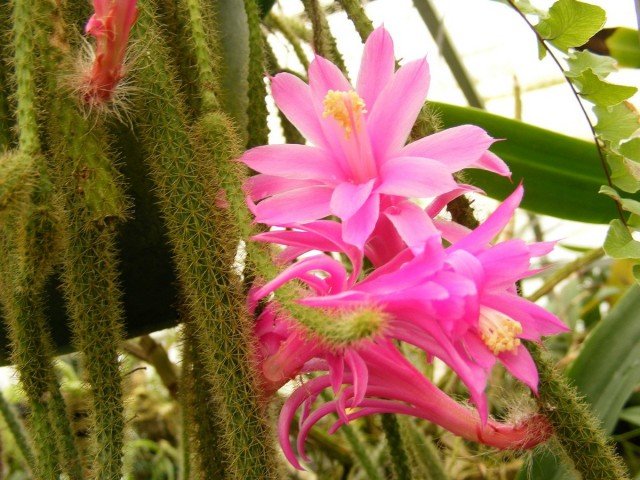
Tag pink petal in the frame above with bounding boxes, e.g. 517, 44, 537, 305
367, 58, 430, 158
499, 345, 539, 393
308, 55, 353, 102
270, 73, 328, 147
401, 125, 498, 172
330, 180, 375, 219
356, 26, 395, 110
253, 186, 333, 225
451, 185, 524, 253
378, 156, 458, 198
241, 144, 344, 181
244, 174, 320, 201
345, 351, 369, 407
426, 185, 481, 217
476, 151, 511, 177
342, 193, 380, 248
384, 201, 438, 254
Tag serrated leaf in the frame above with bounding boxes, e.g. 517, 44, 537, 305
536, 0, 606, 51
594, 102, 640, 144
600, 185, 640, 215
566, 50, 617, 78
620, 138, 640, 161
574, 69, 637, 106
604, 219, 640, 259
608, 152, 640, 193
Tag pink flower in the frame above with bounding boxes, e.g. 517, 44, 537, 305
250, 250, 552, 469
241, 26, 509, 249
253, 186, 568, 422
82, 0, 138, 104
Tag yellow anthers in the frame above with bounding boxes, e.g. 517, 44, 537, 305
479, 308, 523, 355
322, 90, 366, 138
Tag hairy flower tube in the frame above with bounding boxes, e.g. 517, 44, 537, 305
241, 26, 509, 249
81, 0, 138, 104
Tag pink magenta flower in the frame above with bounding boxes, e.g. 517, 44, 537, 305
253, 186, 568, 422
82, 0, 138, 104
250, 243, 553, 469
241, 26, 509, 249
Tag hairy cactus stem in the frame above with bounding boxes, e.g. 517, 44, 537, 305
33, 1, 129, 478
301, 0, 347, 73
243, 0, 268, 148
131, 3, 280, 478
526, 342, 630, 480
381, 414, 413, 480
181, 321, 228, 479
10, 0, 84, 476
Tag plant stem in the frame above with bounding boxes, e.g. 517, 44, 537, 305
381, 414, 412, 480
528, 247, 605, 301
527, 342, 630, 480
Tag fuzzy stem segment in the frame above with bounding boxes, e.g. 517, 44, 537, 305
0, 167, 70, 480
381, 414, 412, 480
527, 343, 630, 480
243, 0, 268, 148
34, 2, 128, 477
131, 4, 279, 478
181, 321, 228, 479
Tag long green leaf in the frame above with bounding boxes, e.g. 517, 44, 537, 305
518, 285, 640, 479
434, 102, 628, 223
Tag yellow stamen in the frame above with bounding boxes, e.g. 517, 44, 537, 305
322, 90, 366, 139
479, 308, 523, 355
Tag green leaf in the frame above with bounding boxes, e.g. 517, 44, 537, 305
620, 406, 640, 426
519, 285, 640, 479
566, 50, 617, 78
620, 138, 640, 161
606, 27, 640, 68
536, 0, 606, 51
433, 102, 629, 223
604, 219, 640, 259
573, 69, 637, 106
594, 102, 640, 145
600, 185, 640, 215
608, 152, 640, 193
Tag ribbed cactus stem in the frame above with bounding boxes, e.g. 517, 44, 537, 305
301, 0, 346, 72
337, 0, 373, 40
401, 419, 448, 480
10, 1, 84, 477
243, 0, 268, 147
179, 0, 219, 112
0, 387, 36, 472
0, 182, 63, 480
12, 0, 40, 156
33, 4, 128, 478
182, 321, 228, 479
527, 343, 630, 480
381, 414, 413, 480
131, 4, 280, 478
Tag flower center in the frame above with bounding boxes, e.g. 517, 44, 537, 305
479, 308, 523, 355
323, 90, 367, 139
